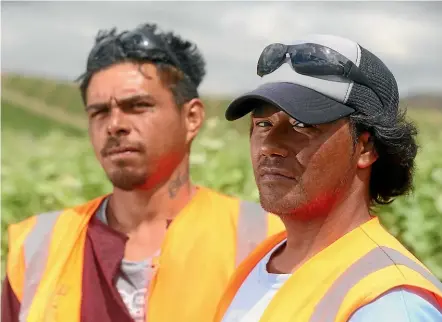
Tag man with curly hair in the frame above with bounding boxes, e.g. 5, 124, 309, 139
1, 23, 284, 322
215, 34, 442, 322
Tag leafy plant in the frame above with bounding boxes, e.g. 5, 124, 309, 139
1, 74, 441, 281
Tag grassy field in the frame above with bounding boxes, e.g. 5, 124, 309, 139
2, 73, 442, 280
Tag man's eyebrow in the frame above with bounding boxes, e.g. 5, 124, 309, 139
85, 94, 153, 111
85, 102, 107, 112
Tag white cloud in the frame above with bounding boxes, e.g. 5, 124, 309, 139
1, 1, 442, 97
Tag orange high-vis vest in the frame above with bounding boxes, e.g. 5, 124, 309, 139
6, 187, 285, 322
215, 217, 442, 322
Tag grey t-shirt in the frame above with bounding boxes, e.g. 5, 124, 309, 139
96, 197, 159, 322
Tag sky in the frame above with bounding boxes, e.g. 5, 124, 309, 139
2, 1, 442, 97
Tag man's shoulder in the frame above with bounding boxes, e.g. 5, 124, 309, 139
198, 186, 267, 213
349, 287, 442, 322
11, 195, 107, 229
198, 186, 283, 231
198, 186, 238, 200
198, 186, 258, 205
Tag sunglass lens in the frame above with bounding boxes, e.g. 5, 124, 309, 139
290, 44, 346, 76
257, 43, 287, 77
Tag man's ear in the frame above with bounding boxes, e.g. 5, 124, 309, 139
357, 132, 378, 169
182, 98, 205, 144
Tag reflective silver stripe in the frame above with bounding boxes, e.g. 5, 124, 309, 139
19, 211, 61, 322
310, 246, 442, 322
235, 200, 268, 267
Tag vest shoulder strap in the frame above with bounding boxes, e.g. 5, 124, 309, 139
7, 196, 106, 306
310, 246, 442, 322
19, 211, 62, 320
17, 197, 105, 321
6, 215, 37, 301
235, 200, 268, 267
23, 211, 62, 268
199, 187, 272, 267
6, 211, 61, 300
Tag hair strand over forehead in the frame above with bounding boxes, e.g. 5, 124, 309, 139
77, 23, 206, 106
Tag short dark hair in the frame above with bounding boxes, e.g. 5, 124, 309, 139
77, 23, 206, 106
349, 106, 418, 205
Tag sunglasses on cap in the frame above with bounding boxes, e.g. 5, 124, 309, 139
86, 28, 186, 76
256, 43, 386, 107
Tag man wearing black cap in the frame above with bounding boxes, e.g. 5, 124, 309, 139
215, 35, 442, 321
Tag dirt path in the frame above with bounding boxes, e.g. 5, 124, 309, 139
2, 88, 87, 130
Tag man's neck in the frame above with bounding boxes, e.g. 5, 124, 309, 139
268, 184, 372, 274
107, 162, 196, 236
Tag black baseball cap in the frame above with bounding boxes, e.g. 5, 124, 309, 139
225, 34, 398, 124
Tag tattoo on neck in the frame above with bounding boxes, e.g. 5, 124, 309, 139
168, 170, 189, 198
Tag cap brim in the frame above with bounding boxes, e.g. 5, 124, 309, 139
225, 82, 355, 124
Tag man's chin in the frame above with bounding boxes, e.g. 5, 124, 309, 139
257, 183, 306, 216
107, 171, 147, 191
259, 195, 298, 217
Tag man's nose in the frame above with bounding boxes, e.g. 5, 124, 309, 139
260, 127, 289, 158
260, 142, 289, 158
107, 107, 131, 137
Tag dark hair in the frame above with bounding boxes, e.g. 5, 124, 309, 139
349, 106, 418, 205
343, 46, 419, 205
77, 23, 206, 106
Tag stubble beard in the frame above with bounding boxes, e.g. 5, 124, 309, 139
257, 179, 307, 216
257, 176, 349, 220
107, 164, 148, 191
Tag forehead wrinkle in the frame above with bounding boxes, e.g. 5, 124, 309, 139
91, 80, 152, 104
89, 88, 151, 106
87, 62, 160, 106
114, 93, 154, 105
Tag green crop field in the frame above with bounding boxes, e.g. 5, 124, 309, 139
1, 73, 442, 280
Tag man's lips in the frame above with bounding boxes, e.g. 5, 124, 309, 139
104, 146, 140, 157
258, 167, 297, 181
